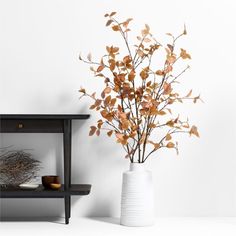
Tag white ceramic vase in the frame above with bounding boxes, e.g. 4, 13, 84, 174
120, 163, 154, 227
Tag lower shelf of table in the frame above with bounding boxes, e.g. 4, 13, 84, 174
0, 184, 91, 198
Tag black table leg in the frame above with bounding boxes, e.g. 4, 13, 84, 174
63, 120, 72, 224
69, 196, 71, 218
65, 196, 70, 224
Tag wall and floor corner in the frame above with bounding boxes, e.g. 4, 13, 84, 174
0, 0, 236, 219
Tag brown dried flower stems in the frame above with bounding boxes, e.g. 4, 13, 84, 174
79, 12, 201, 163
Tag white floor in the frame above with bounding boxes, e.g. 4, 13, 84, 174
1, 217, 236, 236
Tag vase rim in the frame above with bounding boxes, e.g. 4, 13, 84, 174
130, 162, 145, 171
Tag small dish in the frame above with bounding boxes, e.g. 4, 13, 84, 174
42, 176, 60, 189
19, 184, 39, 190
50, 183, 61, 190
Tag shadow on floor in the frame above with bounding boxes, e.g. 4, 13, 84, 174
86, 216, 120, 225
0, 216, 65, 225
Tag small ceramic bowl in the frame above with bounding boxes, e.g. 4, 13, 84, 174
42, 176, 60, 189
50, 183, 61, 190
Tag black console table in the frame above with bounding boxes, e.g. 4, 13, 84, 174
0, 114, 91, 224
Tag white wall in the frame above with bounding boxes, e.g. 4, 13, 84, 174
0, 0, 236, 218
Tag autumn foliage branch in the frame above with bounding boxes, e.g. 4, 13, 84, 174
79, 12, 201, 163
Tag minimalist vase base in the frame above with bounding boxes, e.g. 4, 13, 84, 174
120, 163, 154, 227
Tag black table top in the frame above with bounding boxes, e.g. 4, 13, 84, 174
0, 114, 90, 120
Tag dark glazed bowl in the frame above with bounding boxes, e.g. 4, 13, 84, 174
42, 176, 60, 189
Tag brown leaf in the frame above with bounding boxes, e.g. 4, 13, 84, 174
95, 73, 104, 77
149, 140, 160, 150
148, 123, 156, 129
123, 18, 133, 28
183, 24, 187, 35
140, 68, 149, 80
164, 65, 173, 73
180, 48, 191, 59
79, 88, 86, 94
112, 25, 120, 31
101, 110, 113, 122
129, 131, 137, 138
110, 11, 117, 17
106, 46, 111, 53
104, 95, 111, 106
121, 119, 129, 130
194, 95, 200, 103
101, 91, 105, 99
95, 99, 102, 106
166, 55, 176, 64
97, 120, 103, 129
116, 132, 123, 140
137, 49, 145, 57
156, 70, 164, 76
97, 65, 105, 72
106, 19, 113, 26
165, 48, 171, 54
146, 81, 151, 87
158, 110, 166, 115
89, 104, 96, 110
163, 83, 172, 95
117, 104, 122, 112
166, 33, 173, 37
109, 59, 116, 71
183, 123, 190, 128
87, 53, 92, 61
96, 129, 100, 136
107, 130, 113, 137
103, 87, 112, 94
128, 70, 136, 81
153, 143, 160, 150
190, 125, 200, 137
167, 44, 173, 51
112, 47, 119, 53
166, 142, 175, 148
145, 24, 150, 31
141, 28, 149, 36
101, 109, 108, 118
89, 126, 97, 136
144, 38, 151, 43
123, 55, 132, 64
110, 98, 116, 106
119, 112, 127, 119
186, 89, 192, 97
116, 133, 128, 145
165, 134, 172, 141
166, 120, 175, 127
168, 99, 175, 105
177, 98, 183, 103
90, 66, 95, 72
91, 92, 96, 98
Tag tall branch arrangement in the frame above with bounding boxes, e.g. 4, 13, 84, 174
79, 12, 201, 163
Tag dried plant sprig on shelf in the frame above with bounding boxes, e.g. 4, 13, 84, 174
0, 149, 41, 185
79, 12, 201, 163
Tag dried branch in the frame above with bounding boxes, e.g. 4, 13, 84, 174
0, 149, 41, 185
79, 12, 200, 163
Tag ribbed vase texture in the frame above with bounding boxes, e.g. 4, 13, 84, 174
120, 163, 154, 226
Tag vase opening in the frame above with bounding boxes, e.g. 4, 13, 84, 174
130, 162, 145, 171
